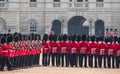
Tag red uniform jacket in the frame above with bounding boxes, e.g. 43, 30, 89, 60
1, 44, 11, 57
69, 42, 79, 54
79, 41, 89, 54
107, 43, 116, 55
42, 42, 50, 54
59, 41, 69, 54
50, 42, 60, 53
116, 44, 120, 56
89, 42, 98, 55
98, 42, 107, 55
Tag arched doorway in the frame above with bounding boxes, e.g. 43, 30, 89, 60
0, 18, 5, 33
95, 20, 105, 36
68, 16, 89, 35
52, 20, 61, 36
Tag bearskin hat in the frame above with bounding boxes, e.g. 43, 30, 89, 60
77, 35, 81, 42
63, 34, 67, 41
71, 34, 76, 42
43, 34, 48, 41
118, 37, 120, 44
7, 36, 13, 43
100, 36, 104, 41
82, 34, 86, 41
53, 34, 57, 42
91, 36, 96, 42
68, 35, 72, 41
114, 36, 118, 42
105, 37, 109, 43
49, 34, 53, 41
58, 35, 63, 41
1, 37, 6, 44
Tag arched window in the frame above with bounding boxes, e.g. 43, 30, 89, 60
0, 18, 5, 33
28, 19, 37, 32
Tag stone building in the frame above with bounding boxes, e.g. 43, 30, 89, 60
0, 0, 120, 36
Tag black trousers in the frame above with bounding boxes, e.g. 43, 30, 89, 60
70, 54, 77, 67
60, 53, 69, 67
116, 56, 120, 68
89, 54, 98, 68
79, 54, 87, 67
98, 55, 107, 68
52, 53, 59, 66
0, 57, 12, 70
107, 55, 115, 68
48, 53, 52, 65
42, 53, 48, 66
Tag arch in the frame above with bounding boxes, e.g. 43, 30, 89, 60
52, 20, 61, 36
28, 19, 38, 32
0, 18, 6, 33
95, 20, 105, 36
68, 16, 89, 35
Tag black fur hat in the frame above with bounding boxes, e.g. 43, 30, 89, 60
118, 37, 120, 44
58, 35, 63, 41
96, 37, 100, 42
53, 34, 57, 42
68, 35, 72, 41
114, 36, 118, 42
100, 36, 104, 41
63, 34, 67, 41
7, 36, 13, 43
109, 36, 113, 43
71, 34, 76, 42
105, 37, 109, 43
91, 36, 96, 42
77, 35, 81, 42
49, 34, 53, 41
82, 34, 86, 41
43, 34, 48, 41
1, 37, 6, 44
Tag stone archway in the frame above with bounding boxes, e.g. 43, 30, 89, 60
68, 16, 89, 35
95, 20, 105, 36
52, 20, 61, 36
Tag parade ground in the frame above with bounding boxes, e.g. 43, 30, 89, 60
0, 55, 120, 74
0, 66, 120, 74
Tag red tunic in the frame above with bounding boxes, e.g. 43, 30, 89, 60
59, 41, 69, 54
98, 42, 107, 55
89, 42, 98, 55
1, 44, 11, 57
79, 41, 89, 54
116, 44, 120, 56
107, 43, 116, 55
69, 42, 79, 54
42, 42, 50, 54
50, 42, 59, 53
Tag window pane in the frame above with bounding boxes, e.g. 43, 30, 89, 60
30, 0, 36, 2
77, 0, 83, 2
54, 0, 60, 2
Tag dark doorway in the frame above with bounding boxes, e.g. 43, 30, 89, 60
68, 16, 89, 35
52, 20, 61, 36
95, 20, 105, 36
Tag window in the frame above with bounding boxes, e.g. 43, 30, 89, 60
70, 0, 72, 2
97, 0, 103, 2
0, 0, 8, 8
30, 0, 36, 2
29, 19, 37, 32
77, 0, 83, 2
53, 0, 60, 7
54, 0, 60, 2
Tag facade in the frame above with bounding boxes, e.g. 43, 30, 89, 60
0, 0, 120, 36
